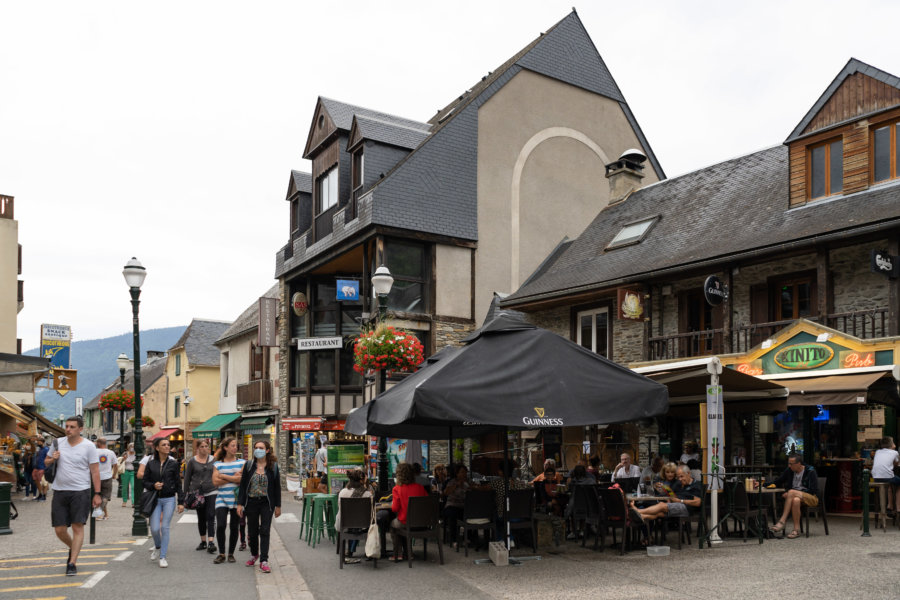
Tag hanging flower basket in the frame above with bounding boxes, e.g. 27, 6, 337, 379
99, 389, 142, 411
352, 323, 424, 376
128, 415, 154, 428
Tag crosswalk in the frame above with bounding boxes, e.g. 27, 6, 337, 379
0, 541, 133, 600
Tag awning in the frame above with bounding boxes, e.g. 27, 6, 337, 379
0, 394, 34, 423
148, 427, 182, 442
777, 372, 890, 406
240, 416, 272, 434
192, 413, 242, 439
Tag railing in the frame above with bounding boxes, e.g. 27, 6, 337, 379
732, 319, 797, 354
314, 205, 337, 241
236, 379, 273, 410
825, 308, 889, 339
649, 329, 723, 361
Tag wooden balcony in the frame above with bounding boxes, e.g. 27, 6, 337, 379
236, 379, 273, 410
649, 329, 724, 361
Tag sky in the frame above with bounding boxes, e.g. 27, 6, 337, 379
4, 0, 900, 353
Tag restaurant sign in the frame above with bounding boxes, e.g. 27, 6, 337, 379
617, 288, 645, 321
773, 343, 834, 370
296, 336, 342, 351
839, 351, 875, 369
703, 275, 727, 306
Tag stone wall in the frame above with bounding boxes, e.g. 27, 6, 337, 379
526, 306, 569, 337
277, 279, 290, 479
831, 241, 889, 313
433, 318, 475, 351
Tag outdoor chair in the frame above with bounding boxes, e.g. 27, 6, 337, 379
614, 477, 640, 494
336, 497, 377, 569
458, 489, 495, 556
597, 487, 639, 555
801, 476, 829, 537
568, 485, 603, 550
727, 479, 754, 542
506, 488, 537, 553
392, 495, 444, 568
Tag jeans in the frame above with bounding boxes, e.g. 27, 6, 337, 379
150, 496, 177, 559
120, 471, 135, 505
23, 471, 36, 497
244, 497, 273, 561
196, 494, 216, 541
216, 507, 239, 555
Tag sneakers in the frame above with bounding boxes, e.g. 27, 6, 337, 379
245, 555, 259, 567
66, 563, 77, 576
259, 561, 271, 574
159, 558, 168, 568
213, 554, 226, 564
227, 555, 236, 563
238, 542, 247, 551
195, 541, 207, 551
207, 544, 218, 554
150, 548, 159, 561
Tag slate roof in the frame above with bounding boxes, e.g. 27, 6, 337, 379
215, 284, 280, 346
291, 171, 312, 195
503, 145, 900, 305
169, 319, 231, 367
319, 97, 430, 134
84, 354, 168, 410
787, 58, 900, 143
351, 115, 430, 151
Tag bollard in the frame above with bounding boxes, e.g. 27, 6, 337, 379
861, 468, 871, 537
0, 482, 12, 535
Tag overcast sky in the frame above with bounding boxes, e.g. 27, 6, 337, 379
4, 1, 900, 353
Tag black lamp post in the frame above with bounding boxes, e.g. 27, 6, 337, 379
115, 353, 132, 498
123, 257, 147, 537
371, 265, 394, 497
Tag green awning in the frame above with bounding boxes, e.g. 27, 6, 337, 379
192, 413, 241, 439
240, 415, 273, 434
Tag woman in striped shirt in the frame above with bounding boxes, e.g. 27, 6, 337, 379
211, 437, 245, 564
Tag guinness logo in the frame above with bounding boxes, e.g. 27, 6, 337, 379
534, 407, 545, 418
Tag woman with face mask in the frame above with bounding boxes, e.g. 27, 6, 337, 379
236, 441, 281, 574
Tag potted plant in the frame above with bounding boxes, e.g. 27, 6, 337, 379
128, 415, 155, 428
99, 389, 141, 412
352, 323, 424, 377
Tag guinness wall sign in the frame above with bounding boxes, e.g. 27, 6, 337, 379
703, 275, 727, 306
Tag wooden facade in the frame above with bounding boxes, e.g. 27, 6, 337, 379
802, 73, 900, 136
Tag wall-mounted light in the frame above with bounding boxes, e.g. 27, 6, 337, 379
761, 339, 774, 349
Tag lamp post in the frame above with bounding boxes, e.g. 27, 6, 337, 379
371, 265, 394, 497
115, 353, 132, 498
123, 257, 147, 537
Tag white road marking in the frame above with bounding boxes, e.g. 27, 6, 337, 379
133, 538, 149, 546
178, 514, 198, 523
80, 570, 109, 588
113, 551, 133, 561
275, 513, 299, 523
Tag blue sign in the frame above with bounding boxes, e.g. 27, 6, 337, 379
336, 279, 360, 301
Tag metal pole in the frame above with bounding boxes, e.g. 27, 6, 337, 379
861, 467, 871, 537
117, 369, 125, 498
376, 293, 389, 498
129, 286, 147, 537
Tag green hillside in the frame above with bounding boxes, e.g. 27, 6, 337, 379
25, 326, 187, 420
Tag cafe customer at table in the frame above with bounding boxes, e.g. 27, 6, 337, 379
631, 465, 702, 521
652, 462, 679, 496
872, 436, 900, 515
389, 462, 428, 561
532, 459, 563, 483
767, 453, 818, 539
611, 452, 642, 481
641, 456, 664, 484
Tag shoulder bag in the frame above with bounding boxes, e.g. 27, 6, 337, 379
364, 496, 381, 558
139, 460, 162, 518
43, 440, 59, 484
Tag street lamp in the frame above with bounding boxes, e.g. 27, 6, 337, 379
115, 353, 132, 498
123, 257, 147, 536
371, 265, 393, 497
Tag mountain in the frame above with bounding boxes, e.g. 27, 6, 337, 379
25, 326, 187, 420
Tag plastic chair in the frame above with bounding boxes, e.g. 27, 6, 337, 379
337, 497, 377, 569
459, 489, 495, 556
392, 495, 444, 568
801, 476, 829, 537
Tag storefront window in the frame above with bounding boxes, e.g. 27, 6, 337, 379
291, 352, 308, 389
311, 350, 335, 387
339, 345, 362, 386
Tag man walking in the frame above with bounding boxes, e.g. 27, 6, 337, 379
95, 438, 117, 520
44, 416, 101, 576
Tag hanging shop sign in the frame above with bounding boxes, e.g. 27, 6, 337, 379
617, 288, 645, 321
870, 249, 899, 278
773, 343, 834, 370
705, 385, 724, 490
281, 418, 346, 431
336, 279, 360, 301
296, 336, 342, 351
258, 296, 278, 347
40, 324, 71, 369
291, 292, 309, 317
703, 275, 727, 306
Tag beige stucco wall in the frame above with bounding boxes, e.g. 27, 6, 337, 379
166, 350, 220, 429
435, 245, 472, 319
475, 69, 659, 323
217, 331, 279, 414
0, 218, 19, 353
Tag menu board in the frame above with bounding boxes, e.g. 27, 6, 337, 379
871, 409, 885, 426
327, 444, 366, 494
858, 409, 871, 426
865, 427, 883, 440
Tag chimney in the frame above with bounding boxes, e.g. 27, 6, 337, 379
146, 350, 165, 362
605, 149, 646, 204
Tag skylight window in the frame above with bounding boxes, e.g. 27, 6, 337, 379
607, 217, 658, 250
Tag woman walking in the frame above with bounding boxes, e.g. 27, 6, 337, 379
120, 443, 136, 507
21, 441, 36, 500
211, 437, 244, 565
184, 439, 218, 553
143, 439, 184, 568
236, 441, 281, 574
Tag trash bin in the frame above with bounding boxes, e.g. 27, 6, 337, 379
0, 482, 12, 535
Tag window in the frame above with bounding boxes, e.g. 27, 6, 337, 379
175, 353, 181, 376
576, 308, 609, 358
774, 275, 815, 320
352, 150, 364, 191
174, 396, 180, 419
809, 139, 842, 199
384, 241, 426, 313
872, 122, 900, 183
607, 217, 658, 250
317, 167, 339, 213
222, 351, 229, 397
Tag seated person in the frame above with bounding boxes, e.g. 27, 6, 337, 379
630, 465, 702, 523
568, 464, 596, 486
487, 460, 529, 542
587, 456, 603, 479
335, 469, 372, 563
412, 462, 431, 490
442, 464, 472, 546
641, 456, 664, 484
611, 452, 642, 481
430, 463, 449, 494
388, 462, 428, 561
532, 459, 563, 483
540, 467, 565, 516
872, 437, 900, 514
766, 452, 818, 539
652, 462, 679, 496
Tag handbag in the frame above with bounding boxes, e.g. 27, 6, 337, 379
184, 490, 205, 510
364, 498, 381, 558
139, 459, 165, 517
43, 440, 59, 484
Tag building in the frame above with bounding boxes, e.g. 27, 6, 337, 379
162, 319, 230, 457
501, 59, 900, 501
273, 10, 665, 465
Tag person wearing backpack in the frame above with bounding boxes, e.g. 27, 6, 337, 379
236, 440, 281, 574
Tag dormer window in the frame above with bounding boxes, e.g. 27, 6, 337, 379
872, 121, 900, 183
809, 138, 842, 199
352, 150, 364, 191
607, 216, 658, 250
317, 167, 338, 214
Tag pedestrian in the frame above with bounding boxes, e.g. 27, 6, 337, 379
32, 437, 49, 501
314, 438, 327, 477
120, 443, 136, 507
211, 437, 245, 564
184, 438, 218, 553
94, 438, 117, 520
21, 440, 36, 500
236, 440, 281, 574
143, 438, 184, 568
43, 416, 101, 576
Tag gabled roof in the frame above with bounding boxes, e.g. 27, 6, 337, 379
348, 114, 430, 151
286, 170, 312, 200
786, 58, 900, 143
84, 354, 168, 410
169, 319, 231, 367
504, 144, 900, 306
215, 284, 280, 346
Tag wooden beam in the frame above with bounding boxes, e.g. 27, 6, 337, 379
816, 247, 832, 318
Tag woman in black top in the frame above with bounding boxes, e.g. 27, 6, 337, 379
143, 439, 184, 568
183, 439, 218, 553
236, 441, 281, 574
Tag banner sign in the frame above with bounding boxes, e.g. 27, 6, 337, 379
258, 297, 277, 347
40, 324, 71, 369
296, 336, 342, 351
281, 418, 346, 431
706, 385, 724, 490
327, 444, 366, 494
336, 279, 360, 301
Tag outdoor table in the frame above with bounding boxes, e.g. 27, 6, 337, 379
307, 493, 338, 548
748, 487, 785, 529
299, 493, 322, 541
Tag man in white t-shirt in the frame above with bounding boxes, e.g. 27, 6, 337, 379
314, 440, 327, 477
95, 438, 118, 520
611, 452, 642, 482
872, 436, 900, 514
44, 416, 100, 577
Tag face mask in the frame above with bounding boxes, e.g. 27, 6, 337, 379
253, 449, 266, 459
